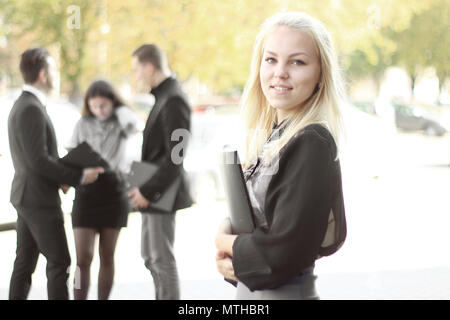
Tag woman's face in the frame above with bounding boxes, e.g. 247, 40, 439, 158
260, 26, 321, 122
88, 96, 114, 121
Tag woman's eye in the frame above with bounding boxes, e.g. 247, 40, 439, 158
292, 60, 305, 65
265, 57, 276, 64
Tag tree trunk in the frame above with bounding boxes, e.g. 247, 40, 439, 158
411, 74, 416, 100
436, 73, 446, 105
68, 82, 83, 108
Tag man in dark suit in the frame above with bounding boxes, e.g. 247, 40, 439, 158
128, 44, 193, 300
8, 47, 104, 300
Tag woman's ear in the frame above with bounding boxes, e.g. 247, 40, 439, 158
313, 82, 321, 94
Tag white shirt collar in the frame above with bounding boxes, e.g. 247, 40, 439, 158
22, 84, 47, 107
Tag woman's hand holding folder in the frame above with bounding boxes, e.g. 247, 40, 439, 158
215, 217, 238, 282
216, 250, 237, 282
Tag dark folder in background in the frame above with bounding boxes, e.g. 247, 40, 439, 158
60, 142, 108, 169
219, 150, 255, 234
125, 161, 181, 212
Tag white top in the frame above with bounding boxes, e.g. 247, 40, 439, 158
67, 106, 138, 172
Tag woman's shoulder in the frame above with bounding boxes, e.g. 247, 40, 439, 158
79, 114, 95, 122
285, 123, 337, 159
75, 114, 97, 129
114, 105, 138, 125
114, 104, 133, 115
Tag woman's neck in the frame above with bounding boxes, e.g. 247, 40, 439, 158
276, 111, 293, 126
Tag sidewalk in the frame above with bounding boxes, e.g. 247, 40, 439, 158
2, 264, 450, 300
1, 201, 450, 300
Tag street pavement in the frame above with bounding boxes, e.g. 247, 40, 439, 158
2, 203, 450, 300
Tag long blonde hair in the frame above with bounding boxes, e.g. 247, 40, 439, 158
241, 12, 347, 169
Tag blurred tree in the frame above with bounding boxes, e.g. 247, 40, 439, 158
386, 0, 449, 102
0, 0, 100, 102
101, 0, 280, 94
333, 0, 428, 97
412, 0, 449, 103
0, 0, 445, 102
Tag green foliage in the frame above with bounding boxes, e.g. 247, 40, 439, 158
0, 0, 101, 96
0, 0, 447, 97
384, 0, 449, 95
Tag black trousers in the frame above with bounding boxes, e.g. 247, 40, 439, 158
9, 206, 71, 300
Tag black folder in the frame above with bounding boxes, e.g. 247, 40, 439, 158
60, 142, 108, 169
125, 161, 181, 212
219, 150, 255, 234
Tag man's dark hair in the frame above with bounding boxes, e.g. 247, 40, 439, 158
132, 44, 167, 71
19, 47, 50, 84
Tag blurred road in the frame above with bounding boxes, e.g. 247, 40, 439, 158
1, 105, 450, 299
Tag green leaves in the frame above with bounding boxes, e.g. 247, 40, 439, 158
0, 0, 447, 98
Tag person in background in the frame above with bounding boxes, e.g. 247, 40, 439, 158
67, 79, 138, 300
8, 47, 103, 300
129, 44, 193, 300
215, 12, 347, 300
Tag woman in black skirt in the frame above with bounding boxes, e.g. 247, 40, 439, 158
67, 79, 138, 299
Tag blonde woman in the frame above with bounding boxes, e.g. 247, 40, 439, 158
215, 12, 347, 300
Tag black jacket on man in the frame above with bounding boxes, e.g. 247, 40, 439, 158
8, 91, 82, 208
8, 90, 82, 300
139, 76, 193, 213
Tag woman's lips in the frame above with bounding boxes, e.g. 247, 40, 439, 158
270, 85, 293, 94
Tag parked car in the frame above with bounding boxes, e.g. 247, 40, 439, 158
392, 102, 447, 136
352, 101, 376, 116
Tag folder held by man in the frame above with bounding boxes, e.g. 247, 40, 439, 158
126, 161, 181, 212
60, 141, 108, 169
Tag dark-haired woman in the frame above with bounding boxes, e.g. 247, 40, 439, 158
67, 79, 138, 300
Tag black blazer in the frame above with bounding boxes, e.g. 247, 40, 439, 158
232, 124, 347, 291
8, 91, 82, 208
139, 76, 193, 212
